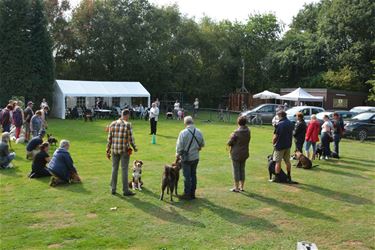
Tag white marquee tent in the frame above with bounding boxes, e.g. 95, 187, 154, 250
52, 80, 151, 119
253, 90, 280, 99
277, 87, 323, 103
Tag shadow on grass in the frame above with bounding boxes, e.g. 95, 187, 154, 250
157, 134, 178, 140
0, 167, 23, 177
118, 196, 206, 228
295, 183, 373, 205
338, 158, 375, 168
241, 192, 337, 222
51, 182, 91, 194
313, 167, 369, 179
322, 161, 369, 172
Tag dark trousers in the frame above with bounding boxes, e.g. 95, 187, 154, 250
333, 134, 341, 156
2, 124, 11, 132
321, 132, 331, 157
295, 139, 304, 152
182, 159, 199, 196
29, 168, 51, 178
150, 118, 157, 135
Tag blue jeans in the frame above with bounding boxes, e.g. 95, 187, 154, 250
333, 134, 341, 156
0, 152, 15, 168
182, 159, 199, 196
2, 124, 11, 132
321, 132, 331, 157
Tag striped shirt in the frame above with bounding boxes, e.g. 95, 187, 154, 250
106, 119, 137, 154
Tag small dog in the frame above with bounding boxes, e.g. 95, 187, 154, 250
15, 136, 25, 144
160, 157, 182, 201
315, 143, 323, 160
292, 151, 318, 169
47, 134, 58, 146
129, 160, 144, 190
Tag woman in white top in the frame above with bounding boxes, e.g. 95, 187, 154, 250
149, 103, 159, 135
193, 98, 199, 117
174, 100, 180, 119
321, 115, 333, 160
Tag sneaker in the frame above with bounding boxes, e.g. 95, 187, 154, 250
5, 163, 13, 169
229, 188, 240, 192
123, 191, 135, 196
324, 156, 329, 160
111, 190, 117, 195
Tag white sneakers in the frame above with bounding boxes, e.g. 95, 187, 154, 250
4, 163, 13, 168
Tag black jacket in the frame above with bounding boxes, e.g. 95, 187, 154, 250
293, 119, 307, 142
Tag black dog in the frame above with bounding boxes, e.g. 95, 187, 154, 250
315, 143, 323, 160
47, 134, 58, 146
267, 155, 298, 184
160, 158, 181, 202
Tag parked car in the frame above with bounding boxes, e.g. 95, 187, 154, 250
316, 111, 356, 126
286, 106, 325, 123
344, 112, 375, 141
240, 104, 284, 124
349, 106, 375, 114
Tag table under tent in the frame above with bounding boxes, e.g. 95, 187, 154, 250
52, 80, 151, 119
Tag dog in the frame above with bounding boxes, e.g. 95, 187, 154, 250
160, 157, 182, 201
15, 136, 25, 144
129, 160, 144, 190
315, 143, 323, 160
47, 134, 58, 146
292, 151, 318, 169
267, 155, 298, 184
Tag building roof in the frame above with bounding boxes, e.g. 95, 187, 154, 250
55, 80, 150, 97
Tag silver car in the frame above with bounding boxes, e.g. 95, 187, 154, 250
240, 104, 284, 124
286, 106, 325, 123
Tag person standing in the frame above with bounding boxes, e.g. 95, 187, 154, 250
0, 132, 16, 169
321, 115, 333, 160
0, 105, 13, 132
155, 98, 160, 108
176, 116, 205, 200
332, 112, 344, 158
227, 116, 251, 192
272, 110, 294, 183
24, 101, 34, 142
12, 101, 24, 139
174, 100, 180, 119
293, 112, 307, 152
149, 103, 159, 135
305, 115, 320, 160
40, 98, 48, 109
106, 109, 138, 196
30, 111, 43, 137
193, 98, 199, 118
40, 106, 49, 129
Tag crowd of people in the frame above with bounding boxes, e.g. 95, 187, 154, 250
0, 97, 345, 201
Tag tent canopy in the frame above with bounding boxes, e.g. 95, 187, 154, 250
277, 87, 323, 102
53, 80, 151, 119
56, 80, 150, 97
253, 90, 280, 99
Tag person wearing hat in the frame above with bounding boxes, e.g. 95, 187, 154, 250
26, 130, 45, 160
0, 132, 16, 168
24, 101, 34, 142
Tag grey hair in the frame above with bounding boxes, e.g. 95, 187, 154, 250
60, 140, 70, 148
184, 116, 194, 125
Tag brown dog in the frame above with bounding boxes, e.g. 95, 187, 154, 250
160, 157, 182, 201
293, 151, 317, 169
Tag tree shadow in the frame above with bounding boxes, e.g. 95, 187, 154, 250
241, 192, 337, 222
338, 158, 375, 168
117, 195, 206, 228
51, 182, 91, 194
322, 161, 369, 172
295, 183, 373, 205
313, 167, 369, 179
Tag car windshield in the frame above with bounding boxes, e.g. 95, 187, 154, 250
350, 107, 366, 113
352, 112, 374, 120
286, 107, 301, 115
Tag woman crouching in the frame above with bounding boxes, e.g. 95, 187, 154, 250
48, 140, 81, 186
29, 142, 51, 178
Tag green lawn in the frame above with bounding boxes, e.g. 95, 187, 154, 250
1, 118, 374, 249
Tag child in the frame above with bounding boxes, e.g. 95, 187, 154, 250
29, 142, 51, 178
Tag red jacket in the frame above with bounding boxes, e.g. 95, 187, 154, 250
305, 120, 320, 142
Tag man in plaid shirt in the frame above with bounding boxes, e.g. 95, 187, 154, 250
107, 109, 138, 196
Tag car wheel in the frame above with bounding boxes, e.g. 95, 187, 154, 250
358, 129, 368, 142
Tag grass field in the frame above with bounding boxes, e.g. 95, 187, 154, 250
1, 118, 374, 249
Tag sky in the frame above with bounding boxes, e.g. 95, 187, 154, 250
69, 0, 319, 27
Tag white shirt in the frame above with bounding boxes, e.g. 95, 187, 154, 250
321, 121, 333, 133
194, 101, 199, 109
174, 102, 180, 110
149, 107, 159, 121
